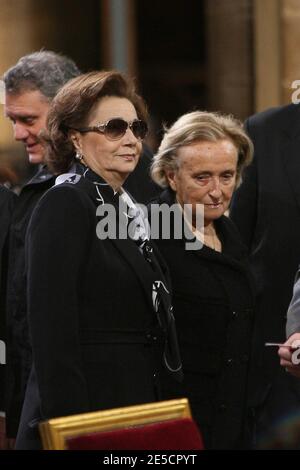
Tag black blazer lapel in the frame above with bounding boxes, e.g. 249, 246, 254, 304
78, 173, 162, 312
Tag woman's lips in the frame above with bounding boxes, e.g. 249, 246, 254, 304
117, 154, 135, 160
205, 203, 222, 208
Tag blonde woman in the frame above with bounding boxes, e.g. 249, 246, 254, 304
150, 111, 255, 449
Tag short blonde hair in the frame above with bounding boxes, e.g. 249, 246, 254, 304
151, 110, 253, 188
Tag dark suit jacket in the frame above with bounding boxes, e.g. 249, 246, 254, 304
0, 186, 16, 411
0, 186, 15, 258
16, 169, 179, 449
230, 103, 300, 407
5, 147, 159, 438
5, 166, 55, 437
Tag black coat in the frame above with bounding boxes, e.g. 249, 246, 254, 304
16, 170, 181, 449
151, 189, 255, 449
5, 166, 55, 437
6, 148, 158, 438
230, 104, 300, 428
0, 186, 15, 258
0, 186, 16, 411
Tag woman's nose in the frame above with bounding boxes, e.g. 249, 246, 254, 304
123, 127, 138, 144
208, 178, 222, 198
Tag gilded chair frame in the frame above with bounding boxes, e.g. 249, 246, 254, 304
39, 398, 192, 450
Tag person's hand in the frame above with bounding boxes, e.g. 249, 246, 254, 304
279, 333, 300, 378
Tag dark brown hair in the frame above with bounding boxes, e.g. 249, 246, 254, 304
44, 70, 148, 173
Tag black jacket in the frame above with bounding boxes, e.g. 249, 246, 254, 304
6, 147, 158, 438
0, 186, 15, 258
5, 166, 55, 437
0, 186, 16, 411
151, 189, 255, 449
230, 104, 300, 414
16, 170, 181, 449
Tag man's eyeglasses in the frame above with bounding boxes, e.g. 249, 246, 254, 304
71, 118, 148, 141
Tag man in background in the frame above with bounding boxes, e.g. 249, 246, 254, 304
230, 102, 300, 447
0, 185, 16, 449
2, 51, 80, 441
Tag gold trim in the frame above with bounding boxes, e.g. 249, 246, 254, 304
39, 398, 191, 450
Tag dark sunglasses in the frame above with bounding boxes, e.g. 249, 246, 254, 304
71, 118, 148, 141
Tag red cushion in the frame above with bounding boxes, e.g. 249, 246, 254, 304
66, 418, 204, 450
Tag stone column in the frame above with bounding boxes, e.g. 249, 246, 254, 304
254, 0, 281, 111
204, 0, 254, 120
101, 0, 137, 77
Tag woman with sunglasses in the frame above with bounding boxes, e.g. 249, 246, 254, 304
16, 71, 182, 449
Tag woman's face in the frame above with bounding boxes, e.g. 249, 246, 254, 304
73, 96, 143, 188
166, 139, 238, 225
